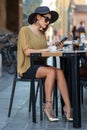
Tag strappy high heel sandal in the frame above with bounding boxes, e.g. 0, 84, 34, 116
44, 100, 59, 122
63, 107, 73, 121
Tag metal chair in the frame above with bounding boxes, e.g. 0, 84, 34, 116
8, 53, 44, 123
80, 77, 87, 104
80, 56, 87, 104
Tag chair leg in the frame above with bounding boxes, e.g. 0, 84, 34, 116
29, 81, 40, 112
80, 84, 83, 104
8, 77, 16, 117
42, 79, 46, 103
29, 79, 43, 121
60, 96, 64, 116
53, 85, 58, 117
29, 82, 32, 112
39, 80, 43, 120
31, 79, 36, 123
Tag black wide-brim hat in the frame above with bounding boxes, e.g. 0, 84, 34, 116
28, 6, 59, 24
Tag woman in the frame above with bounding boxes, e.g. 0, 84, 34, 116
72, 26, 79, 40
17, 6, 73, 121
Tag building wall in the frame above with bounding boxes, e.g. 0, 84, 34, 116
72, 0, 87, 32
73, 12, 87, 32
74, 0, 85, 4
6, 0, 19, 32
56, 0, 86, 36
0, 0, 86, 33
56, 0, 70, 36
0, 0, 23, 32
0, 0, 7, 28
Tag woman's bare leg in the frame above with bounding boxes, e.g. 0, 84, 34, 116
36, 67, 59, 121
56, 69, 72, 117
36, 66, 72, 119
36, 66, 56, 108
36, 66, 59, 121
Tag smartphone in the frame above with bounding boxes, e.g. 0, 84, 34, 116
55, 36, 68, 46
59, 36, 68, 43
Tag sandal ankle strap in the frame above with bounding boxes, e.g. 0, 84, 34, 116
46, 100, 52, 103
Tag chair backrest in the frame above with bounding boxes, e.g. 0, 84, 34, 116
80, 77, 87, 89
14, 53, 42, 81
30, 53, 41, 66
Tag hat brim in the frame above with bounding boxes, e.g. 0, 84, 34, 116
28, 11, 59, 24
50, 11, 59, 23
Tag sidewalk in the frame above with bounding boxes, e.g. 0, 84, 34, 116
0, 68, 87, 130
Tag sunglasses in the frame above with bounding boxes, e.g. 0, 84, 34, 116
42, 15, 51, 23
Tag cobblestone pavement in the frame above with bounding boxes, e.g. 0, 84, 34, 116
0, 68, 87, 130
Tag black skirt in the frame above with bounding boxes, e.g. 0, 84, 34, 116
22, 58, 47, 79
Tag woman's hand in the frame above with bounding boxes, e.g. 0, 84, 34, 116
50, 40, 57, 46
57, 42, 64, 49
47, 40, 64, 50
